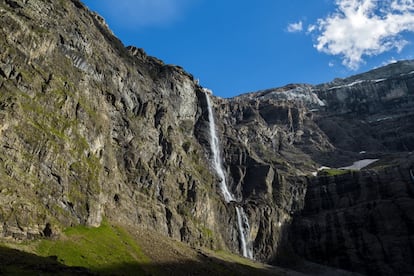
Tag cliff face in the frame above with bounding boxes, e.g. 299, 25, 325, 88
314, 65, 414, 157
0, 0, 232, 251
1, 0, 304, 258
1, 0, 414, 274
289, 157, 414, 275
231, 62, 414, 274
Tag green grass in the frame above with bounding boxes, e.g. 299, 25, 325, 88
318, 168, 352, 176
0, 221, 287, 276
36, 220, 152, 275
213, 250, 256, 266
0, 245, 82, 276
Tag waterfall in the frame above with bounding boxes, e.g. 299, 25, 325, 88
235, 206, 253, 259
204, 90, 253, 259
410, 169, 414, 183
206, 94, 234, 203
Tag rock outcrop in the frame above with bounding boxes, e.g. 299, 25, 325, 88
0, 0, 230, 251
313, 64, 414, 157
1, 1, 414, 275
232, 62, 414, 274
289, 156, 414, 275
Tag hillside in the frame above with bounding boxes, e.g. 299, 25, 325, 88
0, 0, 413, 275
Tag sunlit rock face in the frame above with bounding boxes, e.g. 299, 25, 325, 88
1, 1, 414, 274
0, 0, 230, 251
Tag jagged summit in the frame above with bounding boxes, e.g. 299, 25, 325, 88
237, 59, 414, 109
235, 84, 325, 108
326, 59, 414, 86
0, 0, 413, 275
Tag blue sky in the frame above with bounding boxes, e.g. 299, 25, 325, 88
82, 0, 414, 98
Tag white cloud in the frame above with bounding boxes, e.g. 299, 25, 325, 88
287, 21, 303, 33
90, 0, 195, 28
307, 24, 316, 33
311, 0, 414, 69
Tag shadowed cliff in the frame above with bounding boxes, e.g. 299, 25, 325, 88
0, 0, 414, 275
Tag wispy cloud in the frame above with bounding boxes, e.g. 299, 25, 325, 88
308, 0, 414, 69
287, 21, 303, 33
307, 24, 316, 33
90, 0, 195, 28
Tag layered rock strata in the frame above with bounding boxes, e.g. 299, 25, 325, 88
0, 1, 414, 274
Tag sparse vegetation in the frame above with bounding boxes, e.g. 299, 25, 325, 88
0, 221, 289, 275
37, 222, 150, 274
318, 168, 352, 176
1, 220, 151, 275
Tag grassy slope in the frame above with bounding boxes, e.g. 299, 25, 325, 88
36, 221, 151, 275
1, 220, 151, 275
0, 221, 302, 276
318, 168, 353, 176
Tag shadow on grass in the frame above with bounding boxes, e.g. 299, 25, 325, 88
0, 246, 92, 275
0, 246, 288, 276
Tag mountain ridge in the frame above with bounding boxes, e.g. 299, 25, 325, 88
0, 0, 413, 275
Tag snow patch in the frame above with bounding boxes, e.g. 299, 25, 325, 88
339, 159, 379, 170
312, 161, 379, 176
259, 86, 325, 107
328, 78, 388, 90
328, 80, 365, 90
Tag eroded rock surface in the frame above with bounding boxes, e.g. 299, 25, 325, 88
0, 1, 413, 275
289, 156, 414, 275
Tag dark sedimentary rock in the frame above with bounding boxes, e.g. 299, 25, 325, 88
0, 1, 414, 274
289, 157, 414, 275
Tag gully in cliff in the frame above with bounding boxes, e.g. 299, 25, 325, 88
204, 88, 253, 259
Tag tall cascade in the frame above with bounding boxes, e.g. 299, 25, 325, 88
204, 90, 253, 259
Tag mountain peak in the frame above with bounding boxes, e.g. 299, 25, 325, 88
1, 1, 414, 275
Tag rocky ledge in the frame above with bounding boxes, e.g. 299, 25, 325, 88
0, 0, 413, 275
